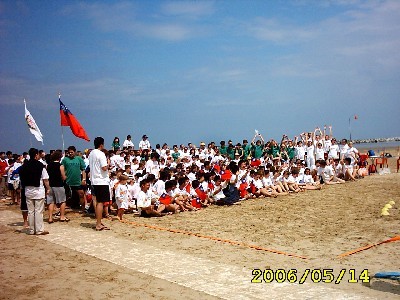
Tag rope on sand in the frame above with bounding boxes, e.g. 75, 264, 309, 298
120, 219, 308, 260
337, 236, 400, 258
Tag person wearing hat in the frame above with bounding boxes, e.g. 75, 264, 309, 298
122, 135, 134, 150
139, 135, 151, 151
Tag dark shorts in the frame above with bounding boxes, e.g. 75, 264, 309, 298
91, 185, 110, 203
7, 183, 14, 191
70, 185, 84, 191
140, 209, 151, 218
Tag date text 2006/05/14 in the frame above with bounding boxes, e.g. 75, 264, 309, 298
251, 269, 370, 284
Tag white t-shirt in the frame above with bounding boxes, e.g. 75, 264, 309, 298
317, 166, 334, 183
323, 139, 332, 153
139, 140, 151, 150
262, 176, 273, 187
286, 175, 296, 184
315, 147, 325, 160
89, 149, 110, 185
145, 159, 160, 177
306, 145, 315, 158
137, 190, 151, 208
152, 180, 165, 196
295, 146, 306, 160
301, 174, 314, 184
110, 155, 124, 171
339, 144, 349, 159
25, 168, 49, 199
328, 144, 339, 159
211, 185, 225, 200
346, 147, 359, 164
115, 183, 129, 209
123, 139, 134, 149
129, 182, 141, 199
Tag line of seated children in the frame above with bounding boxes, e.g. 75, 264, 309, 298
109, 156, 356, 218
263, 169, 288, 195
137, 178, 168, 217
296, 168, 322, 190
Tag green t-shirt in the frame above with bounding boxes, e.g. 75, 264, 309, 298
268, 145, 280, 158
111, 142, 120, 150
219, 146, 227, 156
171, 152, 180, 161
252, 144, 264, 159
227, 147, 235, 160
286, 147, 295, 160
61, 156, 86, 186
242, 144, 251, 158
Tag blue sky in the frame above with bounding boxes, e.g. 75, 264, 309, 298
1, 0, 399, 153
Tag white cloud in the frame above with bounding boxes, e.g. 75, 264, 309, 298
62, 1, 206, 41
0, 75, 142, 109
244, 0, 400, 78
248, 18, 316, 43
161, 1, 214, 17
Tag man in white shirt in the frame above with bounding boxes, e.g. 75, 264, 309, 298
89, 136, 111, 231
122, 135, 134, 149
19, 148, 51, 235
139, 135, 151, 151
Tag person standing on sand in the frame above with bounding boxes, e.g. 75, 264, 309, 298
88, 137, 111, 231
62, 146, 87, 210
47, 151, 68, 223
0, 152, 8, 199
19, 148, 50, 235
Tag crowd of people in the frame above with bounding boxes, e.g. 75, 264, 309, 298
0, 126, 366, 234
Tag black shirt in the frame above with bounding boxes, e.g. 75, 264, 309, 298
47, 161, 63, 187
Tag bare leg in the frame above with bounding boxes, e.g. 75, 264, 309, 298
22, 211, 28, 228
59, 202, 67, 220
48, 203, 55, 222
96, 202, 104, 229
78, 190, 86, 209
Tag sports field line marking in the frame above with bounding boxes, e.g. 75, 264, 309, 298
0, 210, 367, 300
120, 219, 308, 259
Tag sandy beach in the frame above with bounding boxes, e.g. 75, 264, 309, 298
0, 149, 399, 299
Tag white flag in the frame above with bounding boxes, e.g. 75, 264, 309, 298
24, 99, 44, 144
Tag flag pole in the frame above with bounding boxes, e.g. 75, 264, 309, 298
348, 116, 351, 141
59, 93, 65, 151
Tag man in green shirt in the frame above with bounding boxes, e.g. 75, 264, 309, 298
62, 146, 87, 209
219, 141, 228, 157
227, 144, 235, 160
251, 133, 265, 159
242, 139, 252, 159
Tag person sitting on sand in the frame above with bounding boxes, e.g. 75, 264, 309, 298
262, 169, 287, 196
173, 177, 197, 211
342, 157, 357, 181
317, 160, 345, 185
137, 178, 166, 217
158, 180, 180, 213
284, 170, 302, 193
297, 168, 321, 190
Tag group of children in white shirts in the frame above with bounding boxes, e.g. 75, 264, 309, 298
101, 127, 363, 219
